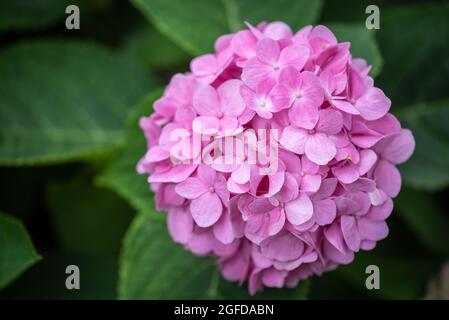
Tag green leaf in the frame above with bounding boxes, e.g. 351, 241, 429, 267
396, 99, 449, 190
395, 187, 449, 257
119, 215, 216, 299
96, 90, 163, 220
0, 40, 156, 166
131, 0, 322, 55
47, 178, 133, 257
376, 3, 449, 108
0, 0, 71, 32
122, 27, 191, 70
328, 23, 383, 77
0, 212, 41, 289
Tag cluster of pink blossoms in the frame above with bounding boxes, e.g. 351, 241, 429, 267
137, 22, 415, 294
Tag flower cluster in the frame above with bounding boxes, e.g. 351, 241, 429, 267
137, 22, 415, 294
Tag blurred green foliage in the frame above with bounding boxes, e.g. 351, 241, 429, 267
0, 0, 448, 300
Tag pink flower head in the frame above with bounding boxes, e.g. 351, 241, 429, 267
138, 22, 415, 294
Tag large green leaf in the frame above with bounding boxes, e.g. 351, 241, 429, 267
96, 90, 163, 220
376, 3, 449, 108
119, 215, 216, 299
328, 23, 382, 77
122, 26, 191, 70
131, 0, 322, 55
47, 178, 133, 257
0, 40, 155, 165
0, 0, 71, 32
0, 212, 41, 289
395, 188, 449, 257
119, 214, 309, 299
396, 99, 449, 190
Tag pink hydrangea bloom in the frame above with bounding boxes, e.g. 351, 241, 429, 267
137, 22, 415, 295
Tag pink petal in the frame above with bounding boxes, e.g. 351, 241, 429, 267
358, 218, 389, 241
350, 120, 383, 148
256, 38, 280, 64
261, 231, 305, 262
323, 238, 354, 264
375, 129, 415, 165
240, 84, 257, 110
214, 174, 230, 204
305, 133, 336, 165
192, 116, 220, 135
332, 100, 360, 115
231, 30, 256, 59
213, 209, 235, 244
145, 146, 170, 162
279, 126, 308, 154
289, 102, 319, 130
314, 199, 337, 226
368, 113, 401, 136
190, 54, 216, 76
345, 177, 376, 192
242, 58, 275, 90
174, 177, 207, 199
355, 87, 391, 121
218, 79, 245, 117
366, 197, 393, 221
262, 268, 286, 288
324, 221, 347, 253
168, 208, 193, 244
300, 71, 324, 107
374, 159, 401, 198
309, 25, 337, 48
368, 188, 388, 206
190, 192, 223, 227
163, 184, 185, 206
148, 164, 197, 183
187, 230, 214, 255
197, 164, 216, 186
268, 207, 286, 236
285, 193, 314, 225
341, 215, 361, 251
358, 149, 378, 175
271, 84, 293, 110
227, 179, 250, 194
193, 84, 220, 116
268, 171, 285, 196
316, 109, 343, 135
313, 178, 338, 200
300, 174, 321, 193
301, 155, 319, 174
276, 172, 299, 203
332, 163, 360, 184
219, 116, 240, 135
232, 163, 251, 184
264, 21, 293, 40
252, 246, 273, 268
278, 44, 310, 70
347, 63, 366, 100
220, 245, 250, 282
